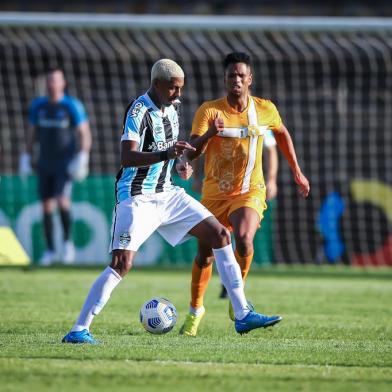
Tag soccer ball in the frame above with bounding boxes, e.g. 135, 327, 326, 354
139, 297, 177, 334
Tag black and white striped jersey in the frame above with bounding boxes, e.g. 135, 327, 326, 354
116, 93, 180, 201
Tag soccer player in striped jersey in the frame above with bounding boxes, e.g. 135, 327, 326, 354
62, 59, 281, 344
179, 52, 310, 336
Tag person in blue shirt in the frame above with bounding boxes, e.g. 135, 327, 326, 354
62, 59, 281, 344
19, 69, 92, 265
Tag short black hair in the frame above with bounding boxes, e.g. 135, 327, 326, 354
46, 67, 64, 76
223, 52, 252, 69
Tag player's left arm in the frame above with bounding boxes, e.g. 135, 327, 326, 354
274, 124, 310, 198
265, 144, 278, 200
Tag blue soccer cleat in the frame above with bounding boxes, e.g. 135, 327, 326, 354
62, 329, 98, 344
235, 311, 282, 335
229, 300, 255, 321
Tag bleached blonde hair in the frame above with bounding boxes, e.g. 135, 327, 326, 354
151, 59, 184, 82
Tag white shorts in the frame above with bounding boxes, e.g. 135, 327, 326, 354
109, 187, 212, 252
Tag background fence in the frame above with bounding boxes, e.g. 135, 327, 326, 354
0, 14, 391, 265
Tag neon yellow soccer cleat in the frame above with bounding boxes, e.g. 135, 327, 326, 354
179, 308, 206, 337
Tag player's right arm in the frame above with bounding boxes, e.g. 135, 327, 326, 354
120, 100, 194, 167
186, 105, 224, 161
19, 99, 40, 176
25, 124, 36, 155
26, 98, 41, 154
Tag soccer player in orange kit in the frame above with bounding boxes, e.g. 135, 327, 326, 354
180, 52, 310, 336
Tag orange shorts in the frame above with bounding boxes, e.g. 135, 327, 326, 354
201, 191, 267, 231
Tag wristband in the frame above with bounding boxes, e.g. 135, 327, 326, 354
159, 150, 168, 161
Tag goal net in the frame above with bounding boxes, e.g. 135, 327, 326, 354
0, 14, 391, 265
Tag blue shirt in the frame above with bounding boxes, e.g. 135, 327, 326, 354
29, 95, 88, 174
116, 93, 180, 201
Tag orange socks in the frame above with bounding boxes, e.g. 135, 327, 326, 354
189, 251, 253, 310
234, 250, 254, 281
190, 260, 213, 309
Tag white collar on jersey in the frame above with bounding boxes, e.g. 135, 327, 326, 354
217, 97, 269, 138
143, 92, 170, 118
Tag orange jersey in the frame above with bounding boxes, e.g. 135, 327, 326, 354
191, 96, 283, 200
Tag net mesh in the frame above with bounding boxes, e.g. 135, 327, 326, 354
0, 22, 391, 265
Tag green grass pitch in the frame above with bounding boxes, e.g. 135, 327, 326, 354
1, 266, 391, 391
